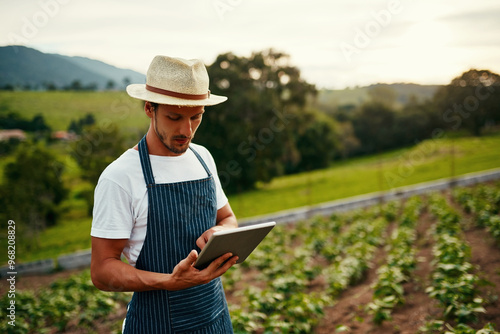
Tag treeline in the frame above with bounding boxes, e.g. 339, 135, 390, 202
0, 112, 51, 133
332, 69, 500, 157
1, 78, 132, 92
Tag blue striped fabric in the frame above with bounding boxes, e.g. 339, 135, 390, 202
123, 136, 233, 333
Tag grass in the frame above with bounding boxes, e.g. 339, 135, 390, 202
0, 91, 148, 138
24, 217, 92, 261
228, 134, 500, 218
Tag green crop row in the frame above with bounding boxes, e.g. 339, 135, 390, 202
419, 321, 499, 334
453, 183, 500, 244
368, 196, 423, 324
421, 194, 489, 333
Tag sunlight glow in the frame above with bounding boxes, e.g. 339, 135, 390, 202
402, 21, 453, 49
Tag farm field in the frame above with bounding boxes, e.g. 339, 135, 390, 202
1, 181, 499, 333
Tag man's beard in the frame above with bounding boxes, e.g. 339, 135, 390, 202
154, 123, 191, 155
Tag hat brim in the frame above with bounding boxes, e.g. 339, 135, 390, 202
126, 84, 227, 106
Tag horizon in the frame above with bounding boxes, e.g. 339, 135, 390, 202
0, 44, 475, 91
2, 0, 500, 90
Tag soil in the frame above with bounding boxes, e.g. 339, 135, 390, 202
314, 207, 442, 334
2, 189, 500, 334
313, 194, 500, 333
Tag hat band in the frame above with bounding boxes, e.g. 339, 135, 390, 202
146, 84, 209, 100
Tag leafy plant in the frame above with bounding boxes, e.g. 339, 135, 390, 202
0, 270, 129, 334
427, 195, 486, 324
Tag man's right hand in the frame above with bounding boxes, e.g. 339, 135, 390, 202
169, 250, 238, 290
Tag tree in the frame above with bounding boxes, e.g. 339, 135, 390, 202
122, 77, 131, 89
68, 80, 83, 91
71, 124, 126, 214
292, 109, 340, 172
367, 85, 398, 109
29, 114, 51, 132
352, 102, 397, 154
197, 49, 318, 193
337, 121, 361, 159
106, 80, 116, 90
68, 113, 96, 134
433, 69, 500, 136
0, 143, 68, 245
393, 97, 439, 146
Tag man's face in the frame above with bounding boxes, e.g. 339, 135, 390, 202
151, 103, 205, 156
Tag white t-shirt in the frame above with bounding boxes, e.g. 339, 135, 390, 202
90, 143, 228, 267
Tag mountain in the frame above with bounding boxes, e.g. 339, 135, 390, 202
0, 45, 145, 90
315, 83, 441, 112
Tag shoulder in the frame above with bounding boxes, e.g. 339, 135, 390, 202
98, 149, 142, 187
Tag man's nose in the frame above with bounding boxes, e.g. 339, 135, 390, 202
179, 119, 193, 137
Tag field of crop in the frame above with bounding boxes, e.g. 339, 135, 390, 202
1, 181, 499, 333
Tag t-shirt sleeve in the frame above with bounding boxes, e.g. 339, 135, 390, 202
91, 178, 134, 239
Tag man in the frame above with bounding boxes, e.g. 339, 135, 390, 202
90, 55, 238, 333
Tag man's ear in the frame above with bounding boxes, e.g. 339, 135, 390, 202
144, 101, 154, 119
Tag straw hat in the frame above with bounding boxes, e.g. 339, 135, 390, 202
126, 55, 227, 106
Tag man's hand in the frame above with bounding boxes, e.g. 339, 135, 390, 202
196, 225, 235, 249
196, 202, 238, 249
170, 250, 238, 290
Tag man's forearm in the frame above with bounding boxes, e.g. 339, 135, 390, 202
216, 202, 238, 228
217, 215, 238, 228
91, 258, 171, 292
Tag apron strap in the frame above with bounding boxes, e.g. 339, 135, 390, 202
138, 135, 155, 186
189, 146, 212, 178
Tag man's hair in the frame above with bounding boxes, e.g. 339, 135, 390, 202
146, 101, 159, 111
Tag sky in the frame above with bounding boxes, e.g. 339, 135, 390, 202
1, 0, 500, 89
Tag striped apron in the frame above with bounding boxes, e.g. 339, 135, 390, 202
123, 136, 233, 333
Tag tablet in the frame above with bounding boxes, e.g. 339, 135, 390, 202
194, 221, 276, 270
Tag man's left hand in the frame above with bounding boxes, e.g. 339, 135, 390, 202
196, 225, 236, 249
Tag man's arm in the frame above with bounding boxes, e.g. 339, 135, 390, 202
196, 202, 238, 249
216, 202, 238, 228
90, 236, 237, 292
